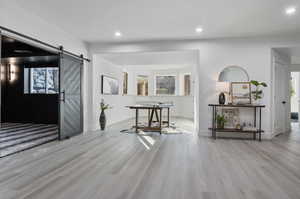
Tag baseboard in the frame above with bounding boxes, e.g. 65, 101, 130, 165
199, 129, 273, 140
269, 129, 291, 139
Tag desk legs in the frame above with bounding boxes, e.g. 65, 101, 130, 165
253, 107, 257, 140
154, 109, 159, 122
149, 109, 155, 127
135, 109, 139, 133
212, 106, 217, 139
159, 108, 162, 134
167, 108, 170, 127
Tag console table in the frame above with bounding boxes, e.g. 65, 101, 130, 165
208, 104, 265, 141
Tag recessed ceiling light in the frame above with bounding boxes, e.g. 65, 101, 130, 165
114, 31, 122, 37
195, 27, 203, 33
285, 6, 296, 15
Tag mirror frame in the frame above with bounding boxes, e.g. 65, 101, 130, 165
218, 66, 250, 82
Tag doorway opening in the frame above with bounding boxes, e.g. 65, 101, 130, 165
0, 35, 60, 158
94, 50, 199, 134
272, 47, 300, 139
290, 72, 299, 124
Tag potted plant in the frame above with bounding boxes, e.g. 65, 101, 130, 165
216, 114, 226, 129
99, 99, 112, 130
250, 80, 267, 104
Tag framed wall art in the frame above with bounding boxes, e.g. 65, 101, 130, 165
101, 75, 119, 95
230, 82, 251, 104
221, 108, 240, 129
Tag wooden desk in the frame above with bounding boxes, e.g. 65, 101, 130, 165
208, 104, 265, 141
126, 103, 173, 134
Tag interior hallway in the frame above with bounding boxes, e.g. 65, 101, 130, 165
0, 118, 299, 199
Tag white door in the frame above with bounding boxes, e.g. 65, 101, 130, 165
274, 61, 289, 135
296, 73, 300, 125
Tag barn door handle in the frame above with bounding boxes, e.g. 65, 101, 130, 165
60, 91, 65, 102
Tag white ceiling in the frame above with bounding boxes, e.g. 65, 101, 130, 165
15, 0, 300, 43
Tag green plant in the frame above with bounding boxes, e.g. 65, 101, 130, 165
216, 114, 226, 129
250, 80, 267, 101
100, 99, 112, 111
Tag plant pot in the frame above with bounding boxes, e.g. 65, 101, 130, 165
252, 92, 264, 105
252, 98, 262, 105
99, 110, 106, 130
217, 121, 225, 129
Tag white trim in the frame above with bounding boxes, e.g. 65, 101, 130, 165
271, 49, 291, 137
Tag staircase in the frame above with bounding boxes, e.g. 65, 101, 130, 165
0, 123, 58, 158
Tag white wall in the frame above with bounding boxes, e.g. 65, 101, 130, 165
125, 66, 195, 120
199, 43, 272, 137
92, 56, 135, 129
88, 35, 300, 139
0, 0, 91, 131
124, 66, 194, 96
91, 56, 195, 130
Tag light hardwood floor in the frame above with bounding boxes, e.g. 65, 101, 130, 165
0, 119, 300, 199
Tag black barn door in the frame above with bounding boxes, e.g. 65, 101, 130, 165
59, 54, 83, 140
0, 32, 2, 126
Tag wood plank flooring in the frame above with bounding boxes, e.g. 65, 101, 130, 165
0, 119, 300, 199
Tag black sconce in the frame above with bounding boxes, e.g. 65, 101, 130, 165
8, 64, 11, 81
8, 64, 16, 82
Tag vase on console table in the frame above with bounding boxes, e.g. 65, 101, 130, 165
252, 97, 262, 105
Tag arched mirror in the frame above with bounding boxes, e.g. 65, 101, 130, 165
218, 66, 249, 82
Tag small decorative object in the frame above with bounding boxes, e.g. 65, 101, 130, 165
219, 92, 226, 104
250, 80, 267, 104
99, 99, 112, 130
231, 82, 251, 104
216, 114, 226, 129
216, 82, 229, 104
236, 123, 241, 130
222, 108, 240, 129
101, 75, 119, 95
243, 126, 257, 131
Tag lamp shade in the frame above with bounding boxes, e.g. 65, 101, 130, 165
216, 82, 229, 92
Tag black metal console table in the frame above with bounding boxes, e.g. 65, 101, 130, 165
208, 104, 265, 141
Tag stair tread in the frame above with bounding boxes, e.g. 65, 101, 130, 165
0, 126, 58, 139
0, 130, 58, 149
0, 134, 58, 158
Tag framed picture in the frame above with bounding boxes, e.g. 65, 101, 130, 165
230, 82, 251, 104
101, 75, 119, 95
221, 108, 240, 129
123, 72, 128, 95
